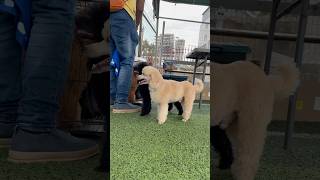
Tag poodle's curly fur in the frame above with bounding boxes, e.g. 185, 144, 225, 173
132, 62, 183, 116
141, 66, 204, 124
212, 61, 299, 180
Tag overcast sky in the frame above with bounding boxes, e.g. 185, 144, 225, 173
158, 1, 209, 47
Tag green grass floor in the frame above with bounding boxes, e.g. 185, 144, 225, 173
2, 106, 318, 180
212, 134, 320, 180
0, 148, 106, 180
110, 104, 210, 180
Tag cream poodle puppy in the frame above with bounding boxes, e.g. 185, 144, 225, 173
212, 60, 299, 180
139, 66, 204, 124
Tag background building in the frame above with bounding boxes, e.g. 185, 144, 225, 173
157, 34, 175, 60
139, 0, 157, 59
198, 7, 210, 49
175, 39, 186, 61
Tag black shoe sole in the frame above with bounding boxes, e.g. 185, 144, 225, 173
112, 108, 141, 113
8, 145, 99, 163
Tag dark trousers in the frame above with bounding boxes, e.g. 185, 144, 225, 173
0, 0, 75, 132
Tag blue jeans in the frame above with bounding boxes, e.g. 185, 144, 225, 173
110, 9, 138, 103
0, 0, 75, 132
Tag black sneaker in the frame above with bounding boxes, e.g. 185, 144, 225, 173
112, 102, 141, 113
8, 128, 99, 163
0, 123, 15, 148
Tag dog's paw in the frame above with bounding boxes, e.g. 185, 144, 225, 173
182, 119, 188, 122
158, 119, 166, 125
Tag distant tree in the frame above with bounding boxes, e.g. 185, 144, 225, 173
142, 40, 156, 57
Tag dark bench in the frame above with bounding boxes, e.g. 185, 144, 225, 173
163, 74, 188, 82
211, 43, 251, 64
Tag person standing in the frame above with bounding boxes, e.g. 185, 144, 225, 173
110, 0, 145, 113
0, 0, 98, 162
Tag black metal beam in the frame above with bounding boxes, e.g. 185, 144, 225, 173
264, 0, 280, 75
284, 0, 309, 150
214, 0, 320, 16
210, 28, 320, 43
159, 16, 210, 24
276, 0, 301, 20
143, 13, 157, 33
199, 58, 208, 109
211, 0, 316, 152
153, 0, 160, 18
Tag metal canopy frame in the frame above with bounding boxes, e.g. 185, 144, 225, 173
152, 0, 209, 65
265, 0, 310, 150
213, 0, 320, 15
153, 0, 319, 149
211, 28, 320, 43
151, 0, 210, 109
160, 0, 209, 6
212, 0, 319, 150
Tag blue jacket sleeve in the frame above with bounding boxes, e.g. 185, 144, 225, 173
0, 0, 31, 48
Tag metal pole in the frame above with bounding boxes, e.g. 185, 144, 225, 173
199, 58, 208, 109
276, 0, 301, 20
159, 21, 165, 67
154, 0, 160, 67
192, 59, 198, 85
155, 17, 159, 66
284, 0, 309, 150
142, 13, 157, 33
138, 20, 143, 57
264, 0, 280, 74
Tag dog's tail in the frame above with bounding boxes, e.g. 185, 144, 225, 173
268, 61, 300, 100
193, 79, 204, 93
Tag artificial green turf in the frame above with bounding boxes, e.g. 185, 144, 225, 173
212, 135, 320, 180
110, 104, 210, 180
0, 148, 106, 180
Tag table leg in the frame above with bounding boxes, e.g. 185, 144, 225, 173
192, 59, 198, 85
199, 58, 208, 109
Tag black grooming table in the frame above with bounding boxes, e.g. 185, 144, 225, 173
211, 43, 251, 64
186, 48, 211, 60
163, 74, 188, 81
186, 48, 210, 109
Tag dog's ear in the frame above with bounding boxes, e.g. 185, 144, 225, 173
149, 69, 162, 86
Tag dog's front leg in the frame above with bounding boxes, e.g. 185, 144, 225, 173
157, 103, 168, 124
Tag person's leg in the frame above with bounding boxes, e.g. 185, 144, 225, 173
110, 10, 140, 113
168, 103, 173, 112
174, 101, 183, 115
17, 0, 75, 132
211, 126, 233, 169
0, 12, 22, 147
139, 84, 151, 116
9, 0, 98, 162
